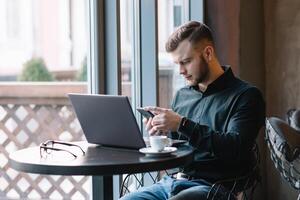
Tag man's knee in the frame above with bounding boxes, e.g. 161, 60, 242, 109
119, 191, 147, 200
169, 186, 209, 200
120, 190, 168, 200
119, 183, 169, 200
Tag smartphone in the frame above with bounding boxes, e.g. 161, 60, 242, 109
136, 108, 155, 119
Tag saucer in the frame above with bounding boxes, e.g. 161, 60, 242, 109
143, 137, 187, 147
171, 139, 188, 147
139, 147, 177, 157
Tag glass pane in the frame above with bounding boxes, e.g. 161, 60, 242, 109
158, 0, 189, 108
120, 0, 140, 196
120, 0, 134, 102
0, 0, 90, 199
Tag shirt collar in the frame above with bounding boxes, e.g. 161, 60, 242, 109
190, 66, 236, 95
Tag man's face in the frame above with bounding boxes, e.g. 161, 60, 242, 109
171, 40, 209, 86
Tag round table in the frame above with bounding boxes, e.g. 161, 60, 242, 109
9, 142, 194, 200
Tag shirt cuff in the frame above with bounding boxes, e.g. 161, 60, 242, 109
177, 117, 196, 139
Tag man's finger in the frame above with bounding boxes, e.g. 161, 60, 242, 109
151, 125, 168, 134
153, 124, 166, 130
149, 125, 161, 135
149, 129, 164, 136
147, 106, 167, 114
145, 117, 153, 131
151, 114, 167, 126
148, 127, 157, 136
142, 117, 148, 124
143, 106, 155, 111
150, 129, 167, 136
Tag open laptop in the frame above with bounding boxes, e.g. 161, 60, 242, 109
68, 93, 146, 149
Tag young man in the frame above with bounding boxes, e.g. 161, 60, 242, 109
120, 21, 265, 200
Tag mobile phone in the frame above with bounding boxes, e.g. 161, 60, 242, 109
136, 108, 155, 119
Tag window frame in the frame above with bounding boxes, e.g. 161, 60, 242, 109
88, 0, 203, 199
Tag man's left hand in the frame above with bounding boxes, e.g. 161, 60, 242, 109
144, 106, 182, 135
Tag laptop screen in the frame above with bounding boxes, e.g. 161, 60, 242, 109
68, 94, 146, 149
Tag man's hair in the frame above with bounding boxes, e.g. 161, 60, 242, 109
165, 21, 214, 52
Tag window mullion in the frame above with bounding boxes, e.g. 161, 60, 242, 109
140, 0, 158, 109
104, 0, 121, 95
89, 0, 121, 199
189, 0, 204, 22
132, 0, 141, 123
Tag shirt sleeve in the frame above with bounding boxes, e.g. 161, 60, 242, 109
169, 90, 188, 140
177, 87, 265, 161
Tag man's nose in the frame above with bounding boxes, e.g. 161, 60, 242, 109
179, 65, 186, 74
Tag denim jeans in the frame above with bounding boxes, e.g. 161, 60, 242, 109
119, 176, 236, 200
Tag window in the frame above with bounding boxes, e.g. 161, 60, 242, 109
120, 0, 134, 102
0, 0, 203, 198
0, 0, 90, 199
158, 0, 189, 108
6, 0, 21, 39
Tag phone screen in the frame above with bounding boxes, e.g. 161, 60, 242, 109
136, 108, 155, 119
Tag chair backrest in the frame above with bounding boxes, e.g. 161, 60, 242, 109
287, 109, 300, 131
207, 143, 261, 200
265, 117, 300, 190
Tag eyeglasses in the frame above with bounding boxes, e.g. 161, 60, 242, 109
40, 140, 85, 158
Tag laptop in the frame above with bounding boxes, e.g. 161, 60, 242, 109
68, 93, 146, 149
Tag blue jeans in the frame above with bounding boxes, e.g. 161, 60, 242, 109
119, 176, 236, 200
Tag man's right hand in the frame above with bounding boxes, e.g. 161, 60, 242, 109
143, 117, 166, 136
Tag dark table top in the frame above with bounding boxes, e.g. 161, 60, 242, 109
9, 142, 194, 176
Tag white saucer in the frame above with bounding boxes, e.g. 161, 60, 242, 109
143, 137, 187, 147
139, 147, 177, 157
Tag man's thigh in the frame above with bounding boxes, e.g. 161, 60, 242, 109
169, 183, 236, 200
119, 177, 236, 200
169, 185, 210, 200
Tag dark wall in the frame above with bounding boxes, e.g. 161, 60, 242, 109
240, 1, 265, 92
239, 1, 266, 199
205, 0, 240, 74
206, 0, 300, 199
264, 0, 300, 199
206, 0, 266, 199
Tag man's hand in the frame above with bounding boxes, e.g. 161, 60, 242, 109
143, 106, 182, 135
143, 117, 160, 136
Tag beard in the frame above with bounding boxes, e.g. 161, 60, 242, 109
187, 57, 209, 86
196, 61, 209, 83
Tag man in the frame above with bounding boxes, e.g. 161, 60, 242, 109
120, 21, 265, 200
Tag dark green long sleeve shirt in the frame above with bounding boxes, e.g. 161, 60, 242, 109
171, 66, 265, 182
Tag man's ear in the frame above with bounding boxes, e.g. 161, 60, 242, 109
203, 46, 214, 62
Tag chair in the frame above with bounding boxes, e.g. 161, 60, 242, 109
119, 170, 170, 198
119, 145, 260, 200
287, 109, 300, 131
265, 116, 300, 199
206, 143, 261, 200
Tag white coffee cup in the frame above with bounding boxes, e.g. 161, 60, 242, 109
149, 136, 172, 152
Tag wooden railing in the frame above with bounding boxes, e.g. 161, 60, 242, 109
0, 82, 90, 200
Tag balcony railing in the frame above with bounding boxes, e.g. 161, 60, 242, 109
0, 69, 173, 199
0, 82, 90, 200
